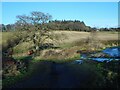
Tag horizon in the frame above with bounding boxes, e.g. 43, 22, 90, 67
2, 2, 118, 28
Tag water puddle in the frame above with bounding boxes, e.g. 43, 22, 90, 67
89, 57, 119, 62
80, 46, 120, 62
102, 47, 120, 57
71, 60, 83, 64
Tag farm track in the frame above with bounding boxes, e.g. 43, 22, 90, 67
7, 62, 92, 88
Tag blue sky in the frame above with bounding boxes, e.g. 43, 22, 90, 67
2, 2, 118, 28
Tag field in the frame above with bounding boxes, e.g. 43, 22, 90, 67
1, 31, 118, 44
1, 31, 118, 59
1, 31, 119, 88
53, 31, 118, 42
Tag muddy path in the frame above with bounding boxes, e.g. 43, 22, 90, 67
5, 61, 96, 88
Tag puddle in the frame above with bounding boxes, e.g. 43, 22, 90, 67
80, 46, 120, 62
71, 60, 83, 64
89, 57, 119, 62
102, 47, 120, 57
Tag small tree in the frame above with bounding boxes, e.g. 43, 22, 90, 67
16, 11, 53, 55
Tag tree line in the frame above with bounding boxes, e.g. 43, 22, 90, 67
0, 20, 88, 31
0, 10, 119, 32
1, 20, 119, 32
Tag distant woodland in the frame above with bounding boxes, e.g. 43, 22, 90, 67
0, 20, 119, 32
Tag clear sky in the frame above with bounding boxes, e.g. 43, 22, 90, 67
2, 2, 118, 28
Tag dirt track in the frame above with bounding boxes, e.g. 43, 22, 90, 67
6, 61, 97, 88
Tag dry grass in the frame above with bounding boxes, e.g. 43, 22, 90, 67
52, 31, 118, 45
53, 31, 90, 44
96, 32, 118, 40
1, 31, 29, 51
1, 31, 118, 47
2, 32, 19, 45
0, 32, 2, 44
34, 46, 80, 61
2, 31, 118, 60
2, 32, 20, 51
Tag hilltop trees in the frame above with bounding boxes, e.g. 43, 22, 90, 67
46, 20, 90, 31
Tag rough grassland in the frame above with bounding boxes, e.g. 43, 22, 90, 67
1, 31, 118, 60
1, 31, 118, 52
53, 31, 118, 43
1, 31, 118, 46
